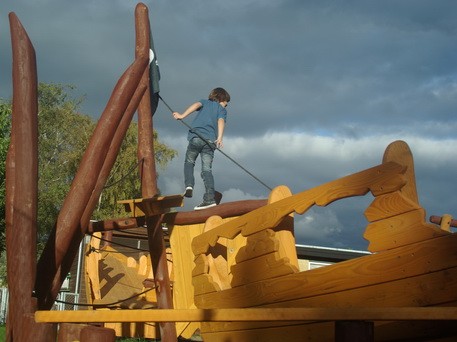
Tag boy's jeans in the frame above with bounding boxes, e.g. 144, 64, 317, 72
184, 137, 215, 203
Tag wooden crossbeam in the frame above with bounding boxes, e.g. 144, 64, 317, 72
118, 194, 183, 217
35, 307, 457, 323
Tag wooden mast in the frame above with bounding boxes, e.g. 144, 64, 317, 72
135, 3, 177, 341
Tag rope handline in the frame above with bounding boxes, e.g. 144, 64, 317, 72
89, 234, 173, 262
90, 233, 150, 252
55, 286, 157, 308
112, 227, 170, 238
159, 94, 273, 191
90, 247, 146, 255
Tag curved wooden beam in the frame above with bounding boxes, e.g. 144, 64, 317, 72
87, 199, 268, 232
35, 56, 148, 310
192, 161, 406, 255
163, 199, 269, 226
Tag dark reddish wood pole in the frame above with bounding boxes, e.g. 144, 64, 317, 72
35, 56, 148, 309
6, 12, 39, 341
136, 2, 159, 197
430, 215, 457, 228
135, 3, 177, 341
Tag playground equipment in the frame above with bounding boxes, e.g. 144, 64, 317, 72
5, 3, 457, 341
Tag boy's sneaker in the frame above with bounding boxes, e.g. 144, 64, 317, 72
194, 201, 217, 210
184, 186, 193, 198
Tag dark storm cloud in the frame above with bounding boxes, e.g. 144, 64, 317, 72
1, 0, 456, 250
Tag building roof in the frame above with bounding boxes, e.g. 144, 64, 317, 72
296, 244, 370, 263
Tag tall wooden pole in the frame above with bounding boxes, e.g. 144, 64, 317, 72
135, 3, 177, 341
136, 3, 159, 197
6, 13, 55, 342
6, 12, 38, 341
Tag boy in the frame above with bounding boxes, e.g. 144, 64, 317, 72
173, 87, 230, 210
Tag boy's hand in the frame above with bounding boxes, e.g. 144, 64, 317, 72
215, 138, 223, 148
172, 112, 183, 120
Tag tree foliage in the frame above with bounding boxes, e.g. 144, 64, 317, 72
91, 119, 177, 220
0, 100, 11, 256
0, 83, 177, 284
37, 83, 94, 247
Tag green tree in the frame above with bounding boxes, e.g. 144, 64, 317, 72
37, 83, 94, 249
0, 100, 11, 256
92, 123, 177, 220
37, 82, 177, 244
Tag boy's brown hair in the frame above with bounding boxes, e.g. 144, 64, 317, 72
208, 87, 230, 103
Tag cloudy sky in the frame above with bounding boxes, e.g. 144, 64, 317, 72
1, 1, 457, 251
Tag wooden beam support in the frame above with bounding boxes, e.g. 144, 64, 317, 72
35, 307, 457, 323
88, 216, 147, 232
118, 195, 184, 217
87, 199, 268, 232
430, 214, 456, 230
80, 326, 116, 342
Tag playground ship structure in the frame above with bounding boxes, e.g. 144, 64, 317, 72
5, 3, 457, 342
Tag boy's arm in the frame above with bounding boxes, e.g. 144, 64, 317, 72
215, 118, 225, 148
172, 102, 202, 120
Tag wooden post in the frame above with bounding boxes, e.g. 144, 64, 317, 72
146, 215, 176, 339
135, 3, 159, 197
80, 326, 116, 342
135, 3, 177, 341
335, 321, 374, 342
6, 12, 38, 341
19, 313, 57, 342
58, 323, 89, 342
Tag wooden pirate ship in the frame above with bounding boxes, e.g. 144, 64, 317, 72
5, 2, 457, 342
80, 139, 457, 342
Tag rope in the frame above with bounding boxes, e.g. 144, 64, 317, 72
54, 287, 157, 308
89, 233, 173, 262
159, 95, 273, 191
90, 233, 150, 252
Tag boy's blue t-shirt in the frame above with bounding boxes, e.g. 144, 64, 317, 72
188, 99, 227, 142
